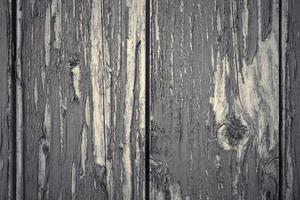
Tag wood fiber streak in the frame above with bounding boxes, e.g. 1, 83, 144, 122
0, 0, 13, 199
150, 0, 279, 199
283, 0, 300, 199
18, 0, 145, 199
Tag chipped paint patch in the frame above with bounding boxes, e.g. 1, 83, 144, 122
90, 0, 105, 167
51, 0, 62, 49
85, 97, 90, 127
44, 5, 51, 67
34, 78, 38, 110
71, 162, 76, 200
59, 83, 66, 154
71, 65, 81, 100
81, 125, 87, 176
210, 52, 229, 123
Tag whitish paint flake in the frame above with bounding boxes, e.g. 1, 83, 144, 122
170, 33, 174, 95
209, 52, 229, 123
123, 1, 136, 198
180, 0, 184, 13
59, 83, 66, 154
41, 69, 46, 90
155, 0, 160, 55
216, 10, 221, 34
72, 0, 75, 18
51, 0, 62, 49
34, 78, 38, 110
242, 0, 249, 56
138, 0, 146, 140
71, 65, 81, 99
85, 97, 90, 127
43, 98, 51, 147
90, 0, 105, 167
239, 2, 278, 157
71, 162, 76, 200
81, 125, 87, 177
189, 16, 193, 50
44, 5, 51, 67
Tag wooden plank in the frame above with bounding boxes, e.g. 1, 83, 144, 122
18, 0, 145, 199
150, 0, 279, 199
282, 0, 300, 199
0, 0, 14, 199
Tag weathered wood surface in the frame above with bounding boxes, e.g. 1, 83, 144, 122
282, 0, 300, 199
150, 0, 279, 199
2, 0, 300, 199
17, 0, 145, 199
0, 0, 14, 199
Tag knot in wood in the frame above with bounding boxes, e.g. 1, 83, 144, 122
217, 114, 249, 150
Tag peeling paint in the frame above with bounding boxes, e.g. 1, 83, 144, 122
44, 5, 51, 67
71, 162, 76, 200
71, 65, 81, 100
90, 0, 105, 167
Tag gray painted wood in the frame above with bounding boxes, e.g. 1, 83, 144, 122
1, 0, 300, 199
282, 0, 300, 199
0, 0, 14, 199
150, 0, 279, 199
17, 0, 145, 199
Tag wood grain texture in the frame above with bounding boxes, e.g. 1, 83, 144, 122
3, 0, 300, 199
18, 0, 145, 199
150, 0, 279, 199
0, 0, 14, 199
282, 0, 300, 199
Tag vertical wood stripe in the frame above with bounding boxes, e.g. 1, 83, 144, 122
282, 0, 300, 199
0, 0, 14, 199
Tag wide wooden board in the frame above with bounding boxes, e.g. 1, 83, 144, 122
16, 0, 145, 199
150, 0, 279, 199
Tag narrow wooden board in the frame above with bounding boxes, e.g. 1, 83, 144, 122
282, 0, 300, 199
150, 0, 279, 199
0, 0, 14, 199
17, 0, 145, 199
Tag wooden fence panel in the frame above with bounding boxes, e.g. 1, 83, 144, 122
150, 0, 279, 199
17, 0, 145, 199
2, 0, 300, 199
